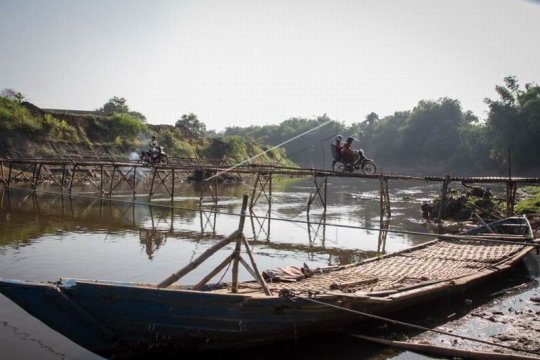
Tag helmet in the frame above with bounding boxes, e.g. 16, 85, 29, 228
346, 136, 355, 144
335, 135, 343, 142
151, 136, 156, 139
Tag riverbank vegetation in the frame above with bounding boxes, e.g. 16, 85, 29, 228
1, 75, 538, 174
0, 95, 294, 166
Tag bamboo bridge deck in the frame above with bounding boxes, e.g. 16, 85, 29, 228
1, 157, 540, 222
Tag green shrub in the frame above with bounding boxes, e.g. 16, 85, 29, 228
516, 186, 540, 214
0, 97, 42, 133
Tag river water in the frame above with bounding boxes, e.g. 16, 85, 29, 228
0, 178, 536, 359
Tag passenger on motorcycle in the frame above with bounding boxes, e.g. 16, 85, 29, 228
330, 135, 344, 168
342, 136, 360, 164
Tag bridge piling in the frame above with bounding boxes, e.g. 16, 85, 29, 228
307, 176, 327, 213
379, 175, 391, 220
506, 181, 517, 217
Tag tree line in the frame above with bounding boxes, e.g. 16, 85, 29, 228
223, 76, 540, 175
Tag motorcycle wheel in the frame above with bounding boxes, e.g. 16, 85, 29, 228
362, 161, 376, 175
333, 161, 345, 172
160, 155, 169, 165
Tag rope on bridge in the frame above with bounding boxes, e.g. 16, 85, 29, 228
203, 120, 334, 181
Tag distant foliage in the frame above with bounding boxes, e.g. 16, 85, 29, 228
175, 113, 207, 138
484, 76, 540, 170
95, 113, 148, 143
0, 88, 25, 103
222, 76, 540, 174
97, 96, 146, 121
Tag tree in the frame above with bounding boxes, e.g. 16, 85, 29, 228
1, 88, 25, 103
98, 96, 129, 115
365, 112, 379, 125
485, 76, 540, 171
97, 96, 146, 121
175, 113, 207, 138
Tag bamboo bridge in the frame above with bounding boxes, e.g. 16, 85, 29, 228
2, 157, 540, 223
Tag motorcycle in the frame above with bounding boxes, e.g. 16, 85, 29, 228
141, 146, 168, 165
331, 144, 377, 175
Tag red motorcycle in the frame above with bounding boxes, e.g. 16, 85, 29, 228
331, 144, 376, 175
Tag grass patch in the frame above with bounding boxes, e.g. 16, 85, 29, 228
516, 186, 540, 214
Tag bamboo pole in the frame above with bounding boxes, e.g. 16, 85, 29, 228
69, 164, 77, 194
268, 174, 272, 212
99, 165, 104, 196
149, 168, 157, 200
170, 168, 175, 202
192, 254, 235, 291
157, 229, 240, 288
7, 162, 12, 188
437, 175, 450, 222
241, 235, 271, 295
132, 166, 137, 199
474, 213, 495, 233
231, 195, 249, 293
250, 173, 260, 210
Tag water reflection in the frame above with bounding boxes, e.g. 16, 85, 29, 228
0, 186, 394, 267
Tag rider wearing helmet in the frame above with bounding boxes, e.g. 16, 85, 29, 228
334, 135, 343, 152
331, 135, 344, 168
342, 136, 357, 163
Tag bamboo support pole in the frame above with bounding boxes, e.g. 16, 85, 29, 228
31, 163, 38, 190
132, 167, 137, 199
61, 164, 67, 192
69, 164, 77, 194
192, 254, 235, 291
241, 235, 271, 295
323, 175, 327, 212
437, 175, 450, 222
474, 213, 495, 233
99, 165, 104, 196
7, 162, 12, 188
249, 173, 260, 209
231, 195, 249, 293
157, 229, 240, 288
107, 166, 116, 197
171, 169, 175, 202
506, 181, 517, 217
149, 168, 157, 200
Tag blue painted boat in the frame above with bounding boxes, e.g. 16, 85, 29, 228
0, 216, 536, 357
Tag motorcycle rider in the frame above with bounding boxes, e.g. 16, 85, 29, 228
149, 136, 159, 152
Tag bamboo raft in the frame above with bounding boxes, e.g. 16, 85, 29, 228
220, 227, 533, 299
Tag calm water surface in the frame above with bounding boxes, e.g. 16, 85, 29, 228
0, 178, 534, 359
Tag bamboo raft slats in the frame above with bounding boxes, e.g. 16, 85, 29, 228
237, 238, 528, 296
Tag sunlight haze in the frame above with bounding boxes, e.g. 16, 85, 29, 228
1, 0, 539, 130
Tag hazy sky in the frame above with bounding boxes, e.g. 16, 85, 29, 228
1, 0, 539, 131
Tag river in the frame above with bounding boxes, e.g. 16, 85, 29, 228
0, 178, 537, 359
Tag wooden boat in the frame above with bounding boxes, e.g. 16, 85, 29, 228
0, 209, 537, 358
